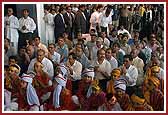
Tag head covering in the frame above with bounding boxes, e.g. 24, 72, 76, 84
114, 80, 126, 92
21, 73, 33, 84
148, 76, 160, 87
21, 73, 40, 106
111, 68, 121, 78
151, 65, 160, 73
82, 68, 94, 79
131, 94, 145, 105
27, 71, 36, 78
59, 64, 68, 77
9, 64, 21, 76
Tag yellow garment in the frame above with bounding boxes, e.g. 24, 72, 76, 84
151, 65, 160, 73
92, 85, 100, 91
131, 94, 145, 105
139, 6, 145, 17
144, 91, 150, 104
148, 76, 160, 87
106, 80, 115, 94
111, 68, 121, 78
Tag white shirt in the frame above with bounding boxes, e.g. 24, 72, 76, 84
107, 56, 118, 70
51, 51, 61, 64
90, 11, 102, 30
103, 38, 110, 48
117, 29, 131, 39
19, 16, 36, 33
43, 13, 55, 29
125, 65, 138, 86
132, 56, 144, 78
4, 15, 19, 43
99, 13, 112, 28
69, 60, 82, 81
28, 57, 54, 79
92, 59, 112, 80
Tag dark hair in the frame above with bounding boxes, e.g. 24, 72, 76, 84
69, 52, 77, 60
34, 36, 40, 40
9, 55, 18, 62
96, 5, 103, 10
59, 7, 64, 13
124, 54, 133, 61
112, 41, 121, 48
5, 38, 10, 43
49, 43, 56, 48
90, 29, 96, 33
106, 93, 114, 101
22, 9, 29, 13
44, 6, 51, 11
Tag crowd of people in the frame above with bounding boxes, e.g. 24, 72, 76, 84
4, 4, 164, 111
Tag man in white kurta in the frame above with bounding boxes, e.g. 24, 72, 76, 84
4, 8, 19, 52
43, 8, 55, 44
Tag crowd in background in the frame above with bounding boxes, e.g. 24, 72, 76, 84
4, 4, 164, 111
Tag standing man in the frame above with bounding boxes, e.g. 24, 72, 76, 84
43, 6, 55, 45
54, 7, 66, 43
74, 5, 87, 36
4, 8, 19, 53
64, 6, 75, 39
18, 9, 36, 49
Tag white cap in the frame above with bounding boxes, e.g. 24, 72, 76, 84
59, 64, 68, 77
21, 73, 33, 84
82, 68, 94, 78
114, 80, 126, 91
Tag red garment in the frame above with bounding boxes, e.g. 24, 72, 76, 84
4, 74, 21, 98
76, 80, 91, 104
17, 89, 30, 110
150, 89, 164, 111
117, 93, 135, 111
33, 74, 50, 102
83, 91, 106, 111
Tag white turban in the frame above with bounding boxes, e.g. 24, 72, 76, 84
59, 64, 68, 77
21, 73, 40, 106
21, 73, 33, 84
82, 68, 94, 79
114, 80, 126, 92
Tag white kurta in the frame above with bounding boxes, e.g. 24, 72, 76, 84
43, 13, 55, 44
19, 16, 36, 33
4, 15, 19, 49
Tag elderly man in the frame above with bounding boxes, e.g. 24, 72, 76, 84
27, 49, 54, 79
92, 48, 111, 92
